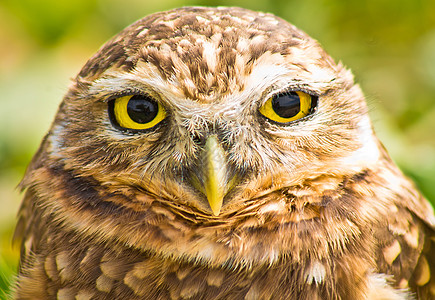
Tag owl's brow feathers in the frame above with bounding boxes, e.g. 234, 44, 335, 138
77, 7, 335, 102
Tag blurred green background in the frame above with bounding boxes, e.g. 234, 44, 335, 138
1, 0, 434, 296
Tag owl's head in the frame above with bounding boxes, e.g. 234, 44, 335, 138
40, 7, 380, 221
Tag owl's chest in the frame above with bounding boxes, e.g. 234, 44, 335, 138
21, 229, 373, 300
16, 191, 378, 300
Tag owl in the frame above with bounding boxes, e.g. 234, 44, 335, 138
13, 6, 435, 300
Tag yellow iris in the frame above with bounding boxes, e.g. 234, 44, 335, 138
113, 95, 166, 130
259, 91, 312, 123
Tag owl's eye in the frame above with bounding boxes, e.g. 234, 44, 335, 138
259, 91, 314, 123
109, 94, 166, 130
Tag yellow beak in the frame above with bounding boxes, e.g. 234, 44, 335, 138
190, 135, 235, 216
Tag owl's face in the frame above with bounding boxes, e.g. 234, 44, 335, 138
41, 7, 382, 264
48, 7, 377, 217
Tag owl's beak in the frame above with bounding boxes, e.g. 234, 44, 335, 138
189, 135, 236, 216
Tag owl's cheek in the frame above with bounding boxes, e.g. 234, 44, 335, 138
46, 123, 67, 160
336, 118, 381, 173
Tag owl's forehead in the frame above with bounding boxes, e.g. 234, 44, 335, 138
80, 7, 337, 102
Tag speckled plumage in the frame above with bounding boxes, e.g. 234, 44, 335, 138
13, 6, 435, 300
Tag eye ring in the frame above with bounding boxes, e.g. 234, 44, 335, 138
259, 91, 315, 123
109, 94, 166, 131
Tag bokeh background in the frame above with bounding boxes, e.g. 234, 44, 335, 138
1, 0, 434, 296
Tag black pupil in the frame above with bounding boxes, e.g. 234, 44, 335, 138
272, 92, 301, 118
127, 95, 158, 124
